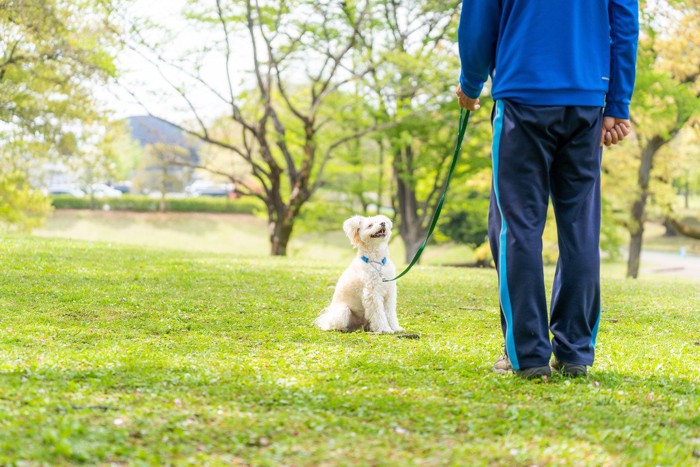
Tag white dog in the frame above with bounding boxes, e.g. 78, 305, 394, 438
315, 215, 403, 334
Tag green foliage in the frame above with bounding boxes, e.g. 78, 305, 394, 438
50, 195, 262, 214
0, 0, 119, 230
0, 235, 698, 464
0, 172, 52, 231
601, 0, 700, 277
632, 52, 699, 142
102, 121, 145, 182
472, 241, 494, 267
0, 0, 117, 147
438, 188, 490, 247
132, 144, 194, 195
600, 197, 626, 260
295, 196, 360, 235
165, 197, 262, 214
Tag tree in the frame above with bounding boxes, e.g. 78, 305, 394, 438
120, 0, 385, 255
605, 0, 700, 278
357, 0, 494, 263
132, 143, 192, 211
0, 0, 119, 226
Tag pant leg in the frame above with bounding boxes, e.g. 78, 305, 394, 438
489, 99, 557, 370
549, 107, 604, 366
488, 185, 508, 341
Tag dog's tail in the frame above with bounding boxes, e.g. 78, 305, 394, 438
314, 305, 355, 331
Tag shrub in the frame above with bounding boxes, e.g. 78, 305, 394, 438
51, 194, 262, 214
438, 190, 490, 247
50, 195, 92, 210
0, 172, 52, 231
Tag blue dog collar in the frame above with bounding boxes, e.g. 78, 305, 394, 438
361, 256, 387, 265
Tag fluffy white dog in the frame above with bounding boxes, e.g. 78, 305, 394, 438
315, 215, 403, 334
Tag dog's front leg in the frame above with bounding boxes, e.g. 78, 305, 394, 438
384, 283, 404, 332
362, 289, 392, 333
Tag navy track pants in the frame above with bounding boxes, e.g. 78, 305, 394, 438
488, 99, 603, 370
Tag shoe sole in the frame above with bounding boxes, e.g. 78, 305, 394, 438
515, 366, 552, 379
558, 367, 587, 377
552, 362, 587, 377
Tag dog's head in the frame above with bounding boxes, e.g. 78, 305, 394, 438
343, 215, 392, 248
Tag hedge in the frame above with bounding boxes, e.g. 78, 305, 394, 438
50, 195, 262, 214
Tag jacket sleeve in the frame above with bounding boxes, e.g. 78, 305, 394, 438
458, 0, 501, 99
605, 0, 639, 119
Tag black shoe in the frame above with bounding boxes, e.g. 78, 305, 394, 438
515, 365, 551, 379
551, 358, 587, 377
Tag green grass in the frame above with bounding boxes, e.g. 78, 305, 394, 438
0, 234, 698, 465
33, 210, 482, 265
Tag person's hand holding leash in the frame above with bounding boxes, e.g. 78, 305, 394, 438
601, 116, 632, 146
456, 84, 481, 111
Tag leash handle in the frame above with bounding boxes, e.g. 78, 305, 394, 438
383, 108, 471, 282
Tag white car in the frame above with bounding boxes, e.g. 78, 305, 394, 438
48, 185, 85, 197
185, 180, 234, 197
88, 183, 123, 198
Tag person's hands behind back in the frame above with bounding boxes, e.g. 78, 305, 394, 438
601, 117, 632, 146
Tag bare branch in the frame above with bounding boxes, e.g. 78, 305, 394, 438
309, 3, 369, 115
215, 0, 240, 113
245, 0, 268, 102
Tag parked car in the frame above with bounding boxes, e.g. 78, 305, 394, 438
185, 180, 234, 198
88, 183, 123, 198
48, 185, 85, 197
111, 181, 132, 194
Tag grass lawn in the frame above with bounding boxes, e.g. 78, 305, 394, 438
32, 210, 481, 266
1, 232, 699, 464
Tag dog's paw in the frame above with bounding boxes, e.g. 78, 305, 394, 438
369, 327, 394, 334
392, 326, 405, 333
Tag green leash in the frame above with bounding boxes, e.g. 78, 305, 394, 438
384, 108, 471, 282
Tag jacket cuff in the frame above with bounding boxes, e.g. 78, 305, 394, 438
459, 72, 484, 99
603, 102, 630, 120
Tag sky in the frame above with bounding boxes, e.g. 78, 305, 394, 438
105, 0, 245, 123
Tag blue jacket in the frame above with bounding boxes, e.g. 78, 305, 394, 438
458, 0, 639, 119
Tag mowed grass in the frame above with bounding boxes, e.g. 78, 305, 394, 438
0, 233, 699, 464
32, 210, 479, 266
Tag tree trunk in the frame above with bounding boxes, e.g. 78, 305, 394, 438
267, 201, 298, 256
377, 139, 384, 216
394, 145, 428, 263
269, 217, 294, 256
627, 223, 644, 279
663, 218, 678, 237
627, 186, 648, 279
160, 166, 167, 213
626, 136, 664, 278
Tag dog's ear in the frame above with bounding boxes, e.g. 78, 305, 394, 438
343, 216, 363, 247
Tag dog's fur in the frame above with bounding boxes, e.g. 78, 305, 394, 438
314, 215, 403, 333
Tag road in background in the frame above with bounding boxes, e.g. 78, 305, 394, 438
639, 249, 700, 279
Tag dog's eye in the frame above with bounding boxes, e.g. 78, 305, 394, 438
368, 224, 373, 228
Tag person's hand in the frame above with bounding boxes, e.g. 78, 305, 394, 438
601, 117, 632, 146
456, 84, 481, 111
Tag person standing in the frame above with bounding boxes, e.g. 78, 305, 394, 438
456, 0, 639, 378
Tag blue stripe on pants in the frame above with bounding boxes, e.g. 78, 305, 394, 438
491, 100, 520, 370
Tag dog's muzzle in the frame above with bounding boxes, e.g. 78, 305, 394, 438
370, 227, 387, 238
